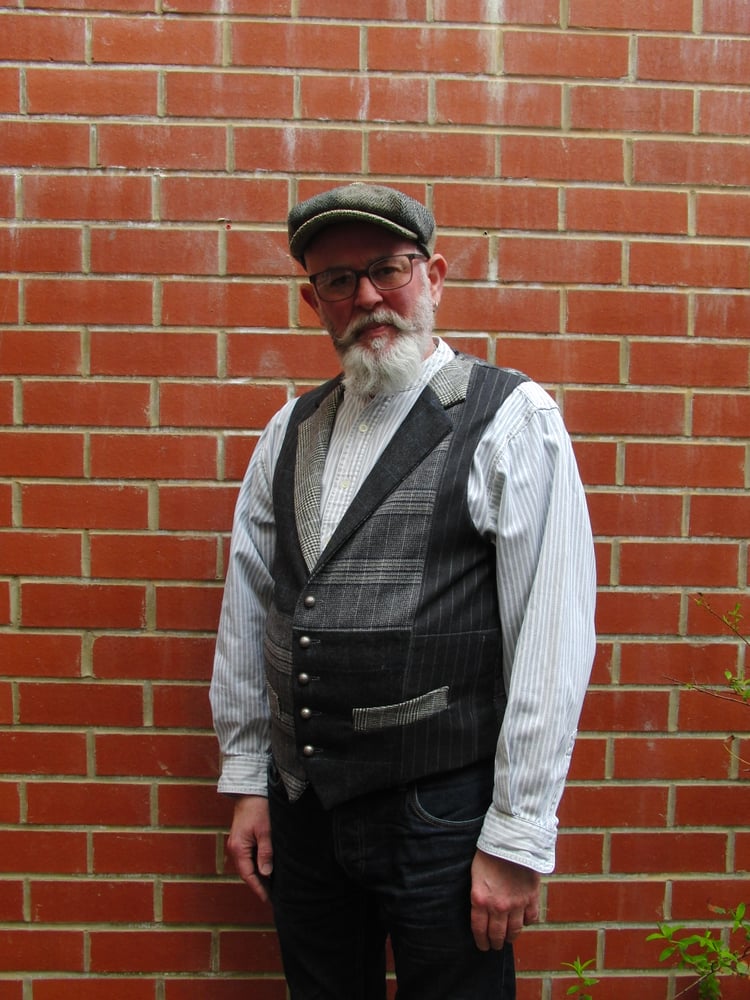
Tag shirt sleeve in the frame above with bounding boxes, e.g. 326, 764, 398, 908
209, 399, 296, 796
471, 381, 596, 873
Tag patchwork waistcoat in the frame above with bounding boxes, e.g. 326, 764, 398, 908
265, 353, 527, 808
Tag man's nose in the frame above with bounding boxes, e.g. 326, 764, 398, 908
352, 272, 384, 309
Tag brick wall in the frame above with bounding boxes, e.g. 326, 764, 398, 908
1, 2, 748, 997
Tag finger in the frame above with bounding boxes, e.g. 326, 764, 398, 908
470, 905, 491, 952
487, 912, 509, 951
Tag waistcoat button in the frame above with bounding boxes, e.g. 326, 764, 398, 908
303, 595, 316, 608
297, 672, 310, 685
299, 635, 311, 648
300, 707, 312, 719
302, 745, 314, 757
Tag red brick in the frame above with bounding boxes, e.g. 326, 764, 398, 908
90, 331, 217, 377
620, 541, 739, 588
670, 877, 750, 920
166, 70, 293, 119
0, 13, 85, 61
34, 983, 155, 1000
240, 124, 360, 173
218, 928, 283, 973
23, 174, 152, 222
27, 782, 151, 826
703, 0, 750, 33
570, 288, 687, 336
579, 688, 670, 733
26, 278, 152, 325
633, 139, 750, 188
93, 635, 215, 681
21, 583, 146, 630
0, 930, 84, 972
27, 68, 157, 115
564, 389, 685, 436
639, 36, 750, 87
558, 784, 668, 829
625, 443, 745, 489
0, 531, 81, 576
90, 432, 217, 480
159, 382, 287, 429
0, 67, 19, 113
572, 440, 617, 485
92, 17, 221, 65
225, 228, 292, 277
0, 783, 20, 824
0, 877, 23, 920
587, 491, 682, 538
19, 682, 143, 727
90, 228, 219, 276
435, 0, 559, 21
156, 584, 224, 632
573, 82, 695, 133
566, 186, 688, 235
570, 0, 693, 29
0, 122, 89, 168
0, 226, 81, 273
697, 192, 750, 238
695, 293, 750, 339
95, 733, 217, 780
677, 689, 750, 733
0, 280, 18, 323
152, 684, 212, 728
499, 236, 621, 284
226, 332, 336, 380
90, 532, 218, 581
596, 591, 682, 637
158, 783, 234, 829
700, 90, 750, 138
613, 737, 732, 780
31, 878, 153, 923
694, 394, 750, 439
499, 337, 618, 385
89, 929, 211, 972
160, 176, 288, 223
369, 129, 495, 178
514, 925, 597, 967
0, 829, 88, 874
441, 183, 559, 232
161, 279, 288, 329
93, 830, 217, 875
631, 341, 748, 388
0, 431, 83, 477
503, 134, 623, 182
630, 241, 750, 289
159, 485, 238, 532
0, 633, 81, 678
22, 482, 149, 530
97, 124, 226, 171
0, 330, 81, 375
611, 831, 728, 874
224, 434, 260, 481
505, 30, 629, 79
162, 879, 270, 925
164, 982, 287, 1000
441, 287, 560, 334
369, 26, 494, 73
23, 379, 151, 428
301, 75, 429, 124
690, 494, 750, 538
436, 79, 560, 128
232, 22, 359, 70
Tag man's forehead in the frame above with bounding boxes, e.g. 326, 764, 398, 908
304, 221, 418, 271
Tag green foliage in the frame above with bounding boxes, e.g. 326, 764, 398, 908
646, 904, 750, 999
561, 957, 599, 999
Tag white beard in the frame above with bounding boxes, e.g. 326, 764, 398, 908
334, 292, 435, 398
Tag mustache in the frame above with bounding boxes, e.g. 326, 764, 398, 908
336, 310, 412, 352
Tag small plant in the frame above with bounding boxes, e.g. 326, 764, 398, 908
561, 957, 599, 999
647, 904, 750, 999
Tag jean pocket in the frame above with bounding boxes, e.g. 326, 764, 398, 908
408, 759, 494, 829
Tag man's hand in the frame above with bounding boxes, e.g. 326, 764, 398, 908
226, 794, 273, 902
470, 850, 541, 951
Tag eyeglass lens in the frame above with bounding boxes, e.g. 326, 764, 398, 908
312, 254, 425, 302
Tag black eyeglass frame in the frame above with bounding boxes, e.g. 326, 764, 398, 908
308, 253, 429, 302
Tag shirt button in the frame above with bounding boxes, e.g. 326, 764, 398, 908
302, 745, 315, 757
358, 422, 368, 433
300, 707, 312, 720
299, 635, 311, 649
303, 595, 316, 608
297, 672, 310, 685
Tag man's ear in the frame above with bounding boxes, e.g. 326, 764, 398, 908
300, 282, 321, 318
427, 254, 448, 306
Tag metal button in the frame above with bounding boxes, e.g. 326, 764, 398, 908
303, 595, 316, 608
297, 672, 310, 685
300, 707, 312, 720
302, 745, 315, 757
299, 635, 311, 648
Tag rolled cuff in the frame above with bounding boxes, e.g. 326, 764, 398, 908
477, 804, 557, 875
217, 752, 270, 797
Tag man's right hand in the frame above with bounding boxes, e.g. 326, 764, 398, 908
227, 794, 273, 902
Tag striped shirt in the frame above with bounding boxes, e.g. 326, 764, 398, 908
210, 338, 596, 874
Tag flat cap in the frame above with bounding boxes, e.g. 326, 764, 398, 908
288, 183, 436, 264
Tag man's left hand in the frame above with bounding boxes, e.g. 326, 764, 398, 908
470, 850, 541, 951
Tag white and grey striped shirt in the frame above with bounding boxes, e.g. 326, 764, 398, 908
210, 338, 596, 874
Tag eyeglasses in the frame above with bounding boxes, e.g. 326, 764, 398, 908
309, 253, 428, 302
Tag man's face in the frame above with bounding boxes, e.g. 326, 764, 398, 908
300, 221, 447, 366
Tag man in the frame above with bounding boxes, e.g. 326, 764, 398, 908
210, 183, 596, 999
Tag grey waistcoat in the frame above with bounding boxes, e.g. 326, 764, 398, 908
265, 353, 527, 808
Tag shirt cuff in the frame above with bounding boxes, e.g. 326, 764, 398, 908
477, 803, 557, 874
217, 752, 270, 796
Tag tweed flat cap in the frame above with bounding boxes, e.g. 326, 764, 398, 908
288, 183, 436, 263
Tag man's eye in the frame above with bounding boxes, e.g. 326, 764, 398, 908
323, 272, 352, 289
371, 264, 400, 281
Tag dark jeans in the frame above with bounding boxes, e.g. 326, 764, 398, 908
267, 757, 515, 1000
